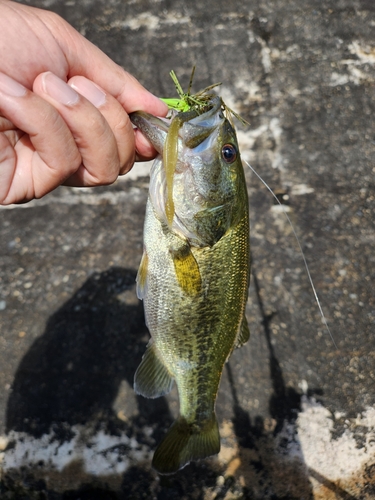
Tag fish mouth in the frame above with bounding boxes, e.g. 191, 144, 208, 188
130, 96, 224, 152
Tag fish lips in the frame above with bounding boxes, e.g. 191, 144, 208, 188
130, 112, 170, 154
130, 97, 225, 153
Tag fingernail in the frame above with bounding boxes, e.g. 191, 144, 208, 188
42, 72, 79, 105
69, 79, 106, 108
0, 72, 27, 97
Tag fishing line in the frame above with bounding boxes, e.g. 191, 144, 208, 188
244, 160, 337, 349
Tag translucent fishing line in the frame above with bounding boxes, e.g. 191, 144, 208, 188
245, 160, 337, 349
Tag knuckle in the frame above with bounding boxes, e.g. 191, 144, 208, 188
89, 159, 120, 186
119, 156, 135, 176
114, 112, 131, 134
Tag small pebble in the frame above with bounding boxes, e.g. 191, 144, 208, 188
0, 436, 8, 451
217, 475, 225, 487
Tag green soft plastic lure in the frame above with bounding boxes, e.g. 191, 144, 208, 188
161, 67, 249, 123
161, 67, 220, 114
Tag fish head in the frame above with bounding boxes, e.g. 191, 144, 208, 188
130, 97, 248, 247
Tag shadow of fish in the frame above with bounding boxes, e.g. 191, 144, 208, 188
130, 96, 250, 474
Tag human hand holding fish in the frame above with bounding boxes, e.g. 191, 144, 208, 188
0, 0, 167, 206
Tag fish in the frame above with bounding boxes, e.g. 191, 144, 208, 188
130, 96, 250, 475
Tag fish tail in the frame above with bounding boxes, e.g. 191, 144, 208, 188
152, 414, 220, 475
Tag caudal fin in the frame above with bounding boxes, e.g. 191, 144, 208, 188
152, 415, 220, 475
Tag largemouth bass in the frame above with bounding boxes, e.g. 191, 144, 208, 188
130, 96, 250, 474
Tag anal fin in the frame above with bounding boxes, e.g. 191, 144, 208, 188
134, 341, 174, 398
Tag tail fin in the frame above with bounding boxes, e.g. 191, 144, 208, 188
152, 414, 220, 475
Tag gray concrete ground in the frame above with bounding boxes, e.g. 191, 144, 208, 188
0, 0, 374, 498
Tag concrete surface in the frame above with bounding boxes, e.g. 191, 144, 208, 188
0, 0, 374, 498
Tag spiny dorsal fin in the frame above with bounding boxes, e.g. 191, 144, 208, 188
134, 341, 174, 398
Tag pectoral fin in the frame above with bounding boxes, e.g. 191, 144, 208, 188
235, 315, 250, 348
171, 245, 202, 296
134, 341, 174, 398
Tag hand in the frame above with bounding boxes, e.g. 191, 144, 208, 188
0, 0, 167, 205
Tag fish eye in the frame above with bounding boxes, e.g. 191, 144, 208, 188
221, 144, 237, 163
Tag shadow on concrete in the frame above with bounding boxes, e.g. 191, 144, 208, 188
6, 266, 171, 438
252, 272, 302, 432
